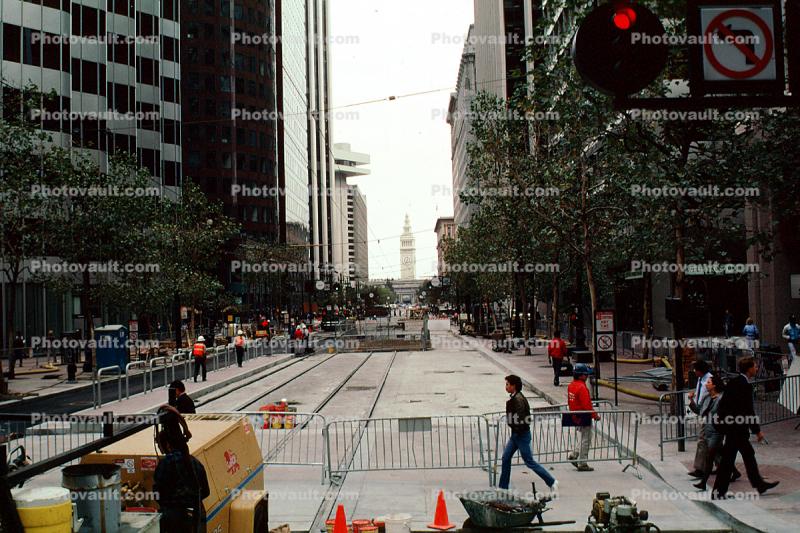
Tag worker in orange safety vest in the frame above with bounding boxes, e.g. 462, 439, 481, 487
193, 336, 207, 383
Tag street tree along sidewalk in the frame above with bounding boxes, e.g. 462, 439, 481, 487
442, 0, 800, 369
0, 88, 241, 394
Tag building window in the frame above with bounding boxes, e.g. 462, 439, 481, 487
187, 151, 201, 168
3, 24, 21, 62
222, 153, 232, 169
22, 28, 41, 66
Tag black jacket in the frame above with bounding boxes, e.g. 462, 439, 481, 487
175, 394, 197, 414
506, 391, 531, 434
716, 374, 760, 435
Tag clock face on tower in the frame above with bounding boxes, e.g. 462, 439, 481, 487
402, 256, 412, 265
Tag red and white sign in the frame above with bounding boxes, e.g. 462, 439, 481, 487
701, 6, 777, 81
141, 457, 158, 471
595, 311, 615, 333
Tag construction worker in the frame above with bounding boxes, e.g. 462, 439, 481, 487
193, 336, 207, 383
566, 363, 600, 472
234, 330, 246, 367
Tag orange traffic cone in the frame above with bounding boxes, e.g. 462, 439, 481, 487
428, 490, 455, 530
333, 504, 348, 533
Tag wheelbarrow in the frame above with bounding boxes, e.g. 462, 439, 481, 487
457, 489, 575, 531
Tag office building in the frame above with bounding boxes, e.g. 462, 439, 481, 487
333, 142, 370, 282
434, 217, 456, 276
0, 0, 182, 341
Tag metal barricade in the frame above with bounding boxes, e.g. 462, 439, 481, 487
657, 389, 700, 461
94, 366, 123, 408
0, 412, 157, 484
188, 412, 329, 483
170, 353, 186, 383
325, 415, 492, 483
657, 375, 800, 460
487, 408, 639, 485
124, 361, 148, 400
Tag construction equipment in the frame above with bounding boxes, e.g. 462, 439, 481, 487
80, 414, 268, 532
585, 492, 661, 533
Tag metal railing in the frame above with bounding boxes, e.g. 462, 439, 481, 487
0, 412, 158, 487
325, 415, 492, 482
146, 356, 172, 393
124, 361, 148, 400
658, 374, 800, 460
93, 366, 123, 408
485, 407, 638, 485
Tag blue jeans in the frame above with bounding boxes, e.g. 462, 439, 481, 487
498, 429, 555, 489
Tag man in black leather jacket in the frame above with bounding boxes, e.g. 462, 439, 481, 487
498, 375, 558, 494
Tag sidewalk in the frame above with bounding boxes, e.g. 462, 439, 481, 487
456, 331, 800, 533
0, 342, 294, 414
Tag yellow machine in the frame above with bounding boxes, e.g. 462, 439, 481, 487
81, 414, 268, 533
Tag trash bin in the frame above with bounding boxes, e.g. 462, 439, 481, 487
94, 325, 129, 372
62, 464, 121, 533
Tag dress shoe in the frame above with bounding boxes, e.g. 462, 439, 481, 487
688, 470, 703, 478
693, 481, 706, 490
757, 481, 779, 494
730, 470, 742, 482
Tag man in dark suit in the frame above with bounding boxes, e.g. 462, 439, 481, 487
712, 357, 779, 498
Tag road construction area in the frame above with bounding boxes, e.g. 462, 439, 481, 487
7, 319, 736, 532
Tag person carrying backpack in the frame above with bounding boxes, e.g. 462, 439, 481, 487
234, 330, 246, 367
782, 315, 799, 368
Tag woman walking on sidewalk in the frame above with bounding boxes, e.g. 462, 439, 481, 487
499, 375, 558, 496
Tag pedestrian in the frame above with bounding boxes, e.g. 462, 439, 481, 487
781, 315, 799, 369
690, 373, 741, 490
12, 332, 25, 369
712, 357, 779, 499
723, 310, 734, 338
192, 336, 207, 383
499, 375, 558, 495
687, 360, 713, 478
46, 330, 57, 364
234, 330, 246, 368
169, 380, 196, 414
566, 364, 600, 472
742, 318, 759, 353
154, 429, 210, 533
548, 331, 568, 386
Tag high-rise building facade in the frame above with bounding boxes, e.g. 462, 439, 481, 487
400, 214, 416, 281
347, 184, 368, 281
1, 0, 182, 191
333, 142, 369, 281
447, 24, 476, 229
1, 0, 182, 342
182, 0, 279, 242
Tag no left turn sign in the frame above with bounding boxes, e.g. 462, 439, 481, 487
701, 6, 778, 81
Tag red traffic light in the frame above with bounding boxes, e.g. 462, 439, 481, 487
613, 7, 637, 30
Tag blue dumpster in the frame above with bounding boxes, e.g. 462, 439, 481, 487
94, 325, 129, 371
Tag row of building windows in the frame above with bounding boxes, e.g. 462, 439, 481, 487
186, 152, 273, 173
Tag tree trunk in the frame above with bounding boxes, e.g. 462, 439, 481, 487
550, 251, 560, 338
520, 272, 531, 355
82, 270, 94, 372
1, 266, 20, 392
643, 272, 652, 358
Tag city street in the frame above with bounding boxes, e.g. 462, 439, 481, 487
3, 1, 800, 532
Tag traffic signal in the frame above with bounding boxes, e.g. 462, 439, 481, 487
572, 1, 668, 96
260, 318, 269, 329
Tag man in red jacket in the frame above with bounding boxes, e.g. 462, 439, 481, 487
566, 364, 600, 472
548, 331, 568, 386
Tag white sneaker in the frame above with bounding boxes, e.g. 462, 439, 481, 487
549, 480, 559, 499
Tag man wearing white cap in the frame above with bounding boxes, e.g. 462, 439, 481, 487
234, 330, 247, 367
193, 336, 207, 382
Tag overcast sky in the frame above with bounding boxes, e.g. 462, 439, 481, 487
329, 0, 474, 281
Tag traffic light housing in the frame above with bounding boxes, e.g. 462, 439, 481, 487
572, 2, 668, 96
